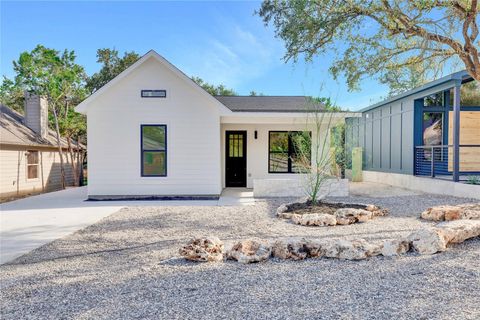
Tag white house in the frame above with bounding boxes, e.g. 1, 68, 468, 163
76, 50, 350, 200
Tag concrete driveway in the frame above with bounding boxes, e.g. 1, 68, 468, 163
0, 187, 218, 264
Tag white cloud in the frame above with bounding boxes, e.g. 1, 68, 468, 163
178, 22, 283, 89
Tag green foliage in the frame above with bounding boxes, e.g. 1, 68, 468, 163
258, 0, 480, 92
466, 175, 480, 185
12, 45, 87, 136
191, 76, 237, 96
458, 80, 480, 106
0, 76, 24, 113
249, 90, 264, 96
307, 96, 343, 111
86, 48, 140, 93
330, 124, 346, 178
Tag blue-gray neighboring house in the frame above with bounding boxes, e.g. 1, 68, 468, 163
345, 70, 480, 182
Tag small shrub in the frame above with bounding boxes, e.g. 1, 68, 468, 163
466, 176, 480, 185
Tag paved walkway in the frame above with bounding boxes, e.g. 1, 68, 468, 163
0, 187, 257, 264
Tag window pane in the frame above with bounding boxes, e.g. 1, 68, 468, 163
27, 151, 39, 165
269, 153, 288, 172
424, 92, 444, 107
238, 136, 243, 157
142, 126, 165, 150
143, 151, 166, 176
27, 165, 38, 179
228, 136, 233, 158
291, 154, 310, 173
449, 80, 480, 106
423, 113, 443, 146
290, 132, 311, 156
269, 132, 288, 152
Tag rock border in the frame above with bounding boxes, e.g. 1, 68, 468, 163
179, 220, 480, 263
276, 198, 388, 226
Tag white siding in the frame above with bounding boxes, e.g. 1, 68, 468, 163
0, 145, 75, 200
86, 57, 222, 197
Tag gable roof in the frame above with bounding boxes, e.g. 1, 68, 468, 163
0, 105, 82, 149
214, 96, 327, 113
75, 50, 232, 114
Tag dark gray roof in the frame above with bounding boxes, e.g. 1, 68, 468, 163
214, 96, 325, 112
0, 105, 82, 149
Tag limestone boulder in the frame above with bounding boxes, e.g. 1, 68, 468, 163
334, 208, 373, 225
276, 204, 291, 219
459, 203, 480, 220
407, 228, 449, 255
381, 239, 411, 257
365, 204, 389, 217
272, 239, 308, 260
421, 205, 461, 221
435, 219, 480, 244
179, 237, 224, 262
324, 239, 382, 260
421, 203, 480, 221
304, 239, 331, 258
228, 239, 271, 263
291, 213, 337, 226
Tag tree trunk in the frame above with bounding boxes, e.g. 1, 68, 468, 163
66, 136, 79, 186
77, 145, 85, 186
52, 105, 66, 189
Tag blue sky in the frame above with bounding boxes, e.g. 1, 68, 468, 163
1, 1, 391, 110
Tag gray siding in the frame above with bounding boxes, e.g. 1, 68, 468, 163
345, 80, 457, 175
346, 99, 415, 174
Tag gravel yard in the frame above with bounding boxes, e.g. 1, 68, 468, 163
1, 194, 479, 320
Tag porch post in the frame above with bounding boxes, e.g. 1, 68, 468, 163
452, 81, 461, 182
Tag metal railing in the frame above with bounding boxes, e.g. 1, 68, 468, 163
414, 145, 480, 180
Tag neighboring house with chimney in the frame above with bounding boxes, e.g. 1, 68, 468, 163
0, 93, 83, 202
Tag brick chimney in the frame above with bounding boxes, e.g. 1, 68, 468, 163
24, 92, 48, 139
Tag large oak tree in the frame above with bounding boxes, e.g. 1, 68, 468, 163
258, 0, 479, 91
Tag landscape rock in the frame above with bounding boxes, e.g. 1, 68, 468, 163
272, 239, 308, 260
276, 197, 312, 219
407, 228, 449, 255
228, 239, 271, 263
324, 239, 381, 260
179, 237, 224, 262
334, 208, 373, 225
459, 203, 480, 220
381, 239, 411, 257
436, 219, 480, 244
291, 213, 337, 226
421, 205, 461, 221
421, 203, 480, 221
304, 239, 331, 258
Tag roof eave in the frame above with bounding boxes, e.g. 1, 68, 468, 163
359, 70, 472, 113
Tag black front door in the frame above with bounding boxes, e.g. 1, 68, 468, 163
226, 131, 247, 187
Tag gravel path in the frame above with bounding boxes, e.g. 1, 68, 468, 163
1, 194, 479, 319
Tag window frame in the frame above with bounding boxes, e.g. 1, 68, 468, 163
141, 124, 167, 177
26, 150, 40, 180
141, 90, 167, 98
268, 131, 311, 174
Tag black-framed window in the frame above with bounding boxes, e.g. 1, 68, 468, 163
141, 90, 166, 98
269, 131, 311, 173
141, 125, 167, 177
